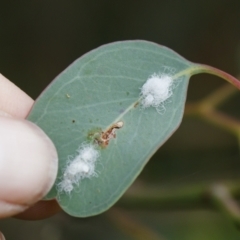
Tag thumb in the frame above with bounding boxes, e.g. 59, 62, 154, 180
0, 113, 58, 218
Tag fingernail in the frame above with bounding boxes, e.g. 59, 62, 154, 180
0, 115, 58, 217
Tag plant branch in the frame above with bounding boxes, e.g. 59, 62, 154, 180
199, 84, 238, 109
185, 105, 240, 135
191, 64, 240, 90
118, 182, 240, 231
118, 181, 240, 211
108, 208, 167, 240
184, 84, 240, 136
210, 184, 240, 228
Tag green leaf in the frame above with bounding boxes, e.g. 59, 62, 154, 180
27, 40, 196, 217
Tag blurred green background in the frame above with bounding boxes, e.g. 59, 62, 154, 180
0, 0, 240, 239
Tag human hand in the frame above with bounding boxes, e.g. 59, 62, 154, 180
0, 74, 60, 223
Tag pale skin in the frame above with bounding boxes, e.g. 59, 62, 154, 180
0, 74, 60, 222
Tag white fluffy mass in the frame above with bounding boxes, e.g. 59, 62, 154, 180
58, 144, 100, 194
140, 73, 174, 112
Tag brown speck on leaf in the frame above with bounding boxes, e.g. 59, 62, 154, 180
95, 121, 124, 148
134, 101, 139, 108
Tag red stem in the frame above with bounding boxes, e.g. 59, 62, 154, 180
192, 64, 240, 90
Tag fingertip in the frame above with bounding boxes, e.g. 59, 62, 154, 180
0, 231, 5, 240
0, 115, 58, 218
0, 74, 34, 118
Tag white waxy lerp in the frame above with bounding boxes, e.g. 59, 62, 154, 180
58, 143, 100, 194
140, 73, 174, 110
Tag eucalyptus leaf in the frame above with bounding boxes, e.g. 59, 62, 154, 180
27, 40, 196, 217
